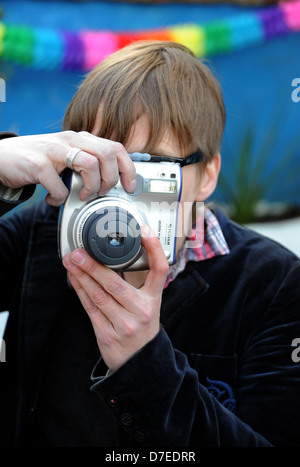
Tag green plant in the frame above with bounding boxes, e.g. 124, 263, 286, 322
218, 117, 300, 224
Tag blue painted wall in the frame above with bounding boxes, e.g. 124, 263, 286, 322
1, 0, 300, 207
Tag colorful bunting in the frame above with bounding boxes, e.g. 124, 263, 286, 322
0, 0, 299, 71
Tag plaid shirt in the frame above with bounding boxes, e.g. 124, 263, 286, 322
165, 207, 230, 288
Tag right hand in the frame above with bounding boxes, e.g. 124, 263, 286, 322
62, 225, 169, 372
0, 131, 136, 206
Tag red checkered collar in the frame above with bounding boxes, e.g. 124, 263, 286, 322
164, 207, 230, 289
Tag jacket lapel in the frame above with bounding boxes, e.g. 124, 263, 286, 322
160, 265, 209, 333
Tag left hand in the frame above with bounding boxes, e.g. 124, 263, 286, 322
62, 225, 169, 372
0, 131, 136, 206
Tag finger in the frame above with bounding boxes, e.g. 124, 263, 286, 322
70, 151, 101, 199
97, 154, 119, 195
68, 272, 114, 335
141, 225, 169, 294
68, 271, 138, 372
66, 249, 138, 311
68, 271, 106, 314
38, 162, 69, 206
64, 254, 135, 333
63, 255, 113, 312
69, 133, 136, 194
95, 142, 134, 195
114, 144, 137, 193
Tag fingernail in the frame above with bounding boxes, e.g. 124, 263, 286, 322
141, 224, 154, 237
71, 250, 86, 265
128, 179, 137, 193
63, 253, 73, 267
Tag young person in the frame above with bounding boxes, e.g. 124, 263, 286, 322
0, 41, 299, 447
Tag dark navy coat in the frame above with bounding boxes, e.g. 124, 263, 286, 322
0, 194, 300, 447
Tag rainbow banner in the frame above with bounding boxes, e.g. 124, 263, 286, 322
0, 0, 299, 71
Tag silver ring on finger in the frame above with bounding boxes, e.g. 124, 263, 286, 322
65, 147, 82, 170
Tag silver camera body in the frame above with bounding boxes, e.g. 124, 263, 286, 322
58, 161, 182, 271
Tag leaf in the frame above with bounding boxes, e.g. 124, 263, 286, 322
218, 108, 299, 224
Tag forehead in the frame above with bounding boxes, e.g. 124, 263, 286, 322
92, 110, 184, 158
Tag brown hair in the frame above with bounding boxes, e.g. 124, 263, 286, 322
62, 40, 226, 161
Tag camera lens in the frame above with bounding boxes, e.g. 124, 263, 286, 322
81, 205, 142, 269
108, 233, 124, 247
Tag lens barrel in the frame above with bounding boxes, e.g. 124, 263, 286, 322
82, 205, 142, 269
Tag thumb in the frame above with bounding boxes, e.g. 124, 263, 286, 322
141, 225, 169, 294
